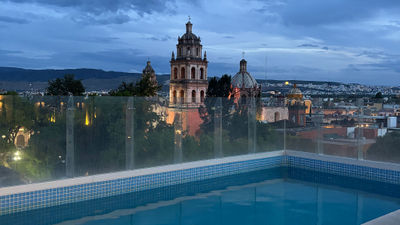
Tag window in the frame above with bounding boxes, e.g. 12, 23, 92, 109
200, 90, 205, 103
200, 68, 204, 79
172, 90, 177, 103
173, 68, 178, 79
180, 90, 185, 103
192, 90, 196, 103
181, 67, 185, 79
196, 48, 199, 56
191, 67, 195, 79
274, 112, 280, 122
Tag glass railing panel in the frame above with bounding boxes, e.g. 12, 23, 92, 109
221, 97, 249, 157
73, 96, 127, 176
133, 96, 175, 169
0, 95, 67, 187
256, 98, 284, 153
181, 100, 213, 163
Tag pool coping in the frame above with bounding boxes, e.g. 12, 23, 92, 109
285, 150, 400, 172
362, 209, 400, 225
0, 151, 284, 197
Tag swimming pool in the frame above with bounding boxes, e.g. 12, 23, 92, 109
1, 167, 400, 225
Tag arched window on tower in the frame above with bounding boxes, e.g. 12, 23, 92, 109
180, 90, 185, 103
192, 90, 196, 103
187, 47, 191, 56
196, 48, 199, 56
191, 67, 195, 79
181, 67, 185, 79
173, 67, 178, 79
200, 68, 204, 80
173, 90, 177, 104
200, 90, 205, 103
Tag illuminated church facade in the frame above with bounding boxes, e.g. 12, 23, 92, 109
169, 21, 208, 108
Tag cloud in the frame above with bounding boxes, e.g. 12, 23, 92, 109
6, 0, 173, 14
1, 0, 400, 85
259, 0, 400, 27
0, 15, 29, 24
71, 13, 131, 25
146, 35, 172, 42
0, 49, 24, 55
297, 44, 319, 48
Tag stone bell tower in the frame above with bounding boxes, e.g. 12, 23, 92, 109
169, 20, 208, 108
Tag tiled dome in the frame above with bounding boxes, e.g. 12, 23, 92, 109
232, 59, 258, 89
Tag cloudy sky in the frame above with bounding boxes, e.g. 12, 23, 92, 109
0, 0, 400, 85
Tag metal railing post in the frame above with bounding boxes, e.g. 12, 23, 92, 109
66, 96, 75, 178
125, 97, 135, 170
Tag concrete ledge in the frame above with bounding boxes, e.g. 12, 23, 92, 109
362, 209, 400, 225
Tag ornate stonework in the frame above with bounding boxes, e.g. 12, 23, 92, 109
142, 60, 157, 85
169, 21, 208, 108
231, 59, 261, 103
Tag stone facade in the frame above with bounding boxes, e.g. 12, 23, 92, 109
169, 21, 208, 108
260, 107, 289, 123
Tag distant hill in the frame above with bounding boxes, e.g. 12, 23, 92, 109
0, 67, 141, 82
0, 67, 170, 91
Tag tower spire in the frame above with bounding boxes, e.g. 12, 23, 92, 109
186, 17, 192, 33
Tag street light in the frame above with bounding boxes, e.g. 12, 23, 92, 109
13, 151, 22, 161
1, 135, 5, 139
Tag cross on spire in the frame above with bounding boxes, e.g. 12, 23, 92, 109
242, 51, 245, 59
188, 15, 191, 22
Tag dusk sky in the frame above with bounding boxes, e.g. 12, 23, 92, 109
1, 0, 400, 85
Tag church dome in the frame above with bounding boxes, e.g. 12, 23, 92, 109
232, 59, 258, 89
143, 61, 155, 74
287, 84, 303, 99
178, 21, 201, 45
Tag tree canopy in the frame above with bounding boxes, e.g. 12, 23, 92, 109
46, 74, 85, 96
110, 74, 160, 97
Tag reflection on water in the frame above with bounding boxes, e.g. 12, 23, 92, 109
2, 168, 399, 225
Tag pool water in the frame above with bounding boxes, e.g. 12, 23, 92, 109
2, 168, 400, 225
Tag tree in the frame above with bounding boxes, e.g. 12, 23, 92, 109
367, 131, 400, 163
46, 74, 85, 96
199, 75, 234, 133
110, 73, 161, 97
375, 92, 383, 99
206, 74, 232, 97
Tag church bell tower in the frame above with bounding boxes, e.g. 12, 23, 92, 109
169, 20, 208, 108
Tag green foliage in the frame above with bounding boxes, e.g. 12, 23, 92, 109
367, 132, 400, 163
375, 92, 383, 99
206, 74, 232, 97
46, 74, 85, 96
110, 74, 161, 97
4, 91, 18, 95
199, 75, 234, 133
